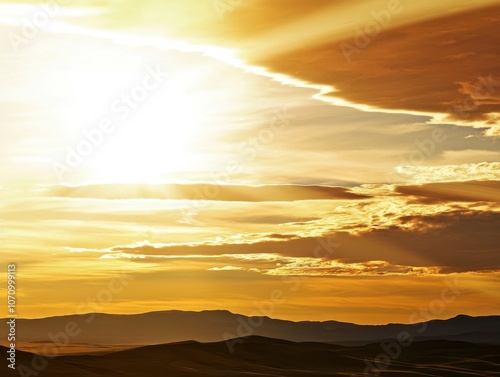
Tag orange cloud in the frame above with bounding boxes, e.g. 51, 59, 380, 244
251, 4, 500, 126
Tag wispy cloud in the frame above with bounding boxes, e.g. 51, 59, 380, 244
47, 183, 371, 201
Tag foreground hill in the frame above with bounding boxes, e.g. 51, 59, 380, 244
2, 337, 499, 376
1, 310, 499, 346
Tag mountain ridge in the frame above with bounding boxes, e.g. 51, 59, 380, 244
4, 309, 492, 325
1, 310, 499, 346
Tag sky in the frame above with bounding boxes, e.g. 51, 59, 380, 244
0, 0, 499, 324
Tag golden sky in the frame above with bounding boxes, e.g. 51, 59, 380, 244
0, 0, 499, 324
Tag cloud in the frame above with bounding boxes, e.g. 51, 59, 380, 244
353, 210, 500, 273
66, 207, 499, 275
208, 266, 244, 271
485, 124, 500, 137
392, 162, 500, 183
95, 251, 442, 276
250, 3, 500, 129
267, 233, 300, 239
395, 180, 500, 204
10, 0, 497, 130
260, 257, 439, 277
47, 183, 371, 201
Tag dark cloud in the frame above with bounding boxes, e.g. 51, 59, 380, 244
340, 210, 500, 273
267, 233, 300, 239
252, 4, 500, 123
396, 180, 500, 204
104, 209, 500, 274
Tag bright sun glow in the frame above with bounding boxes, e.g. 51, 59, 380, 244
50, 46, 214, 183
89, 90, 209, 183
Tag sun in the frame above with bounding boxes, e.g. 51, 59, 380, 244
52, 44, 215, 184
87, 89, 209, 183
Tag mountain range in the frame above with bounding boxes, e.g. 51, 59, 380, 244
2, 310, 499, 347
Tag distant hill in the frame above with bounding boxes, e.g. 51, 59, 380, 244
2, 337, 499, 376
1, 311, 499, 347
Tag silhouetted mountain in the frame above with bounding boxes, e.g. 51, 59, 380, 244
2, 337, 499, 376
1, 311, 499, 347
